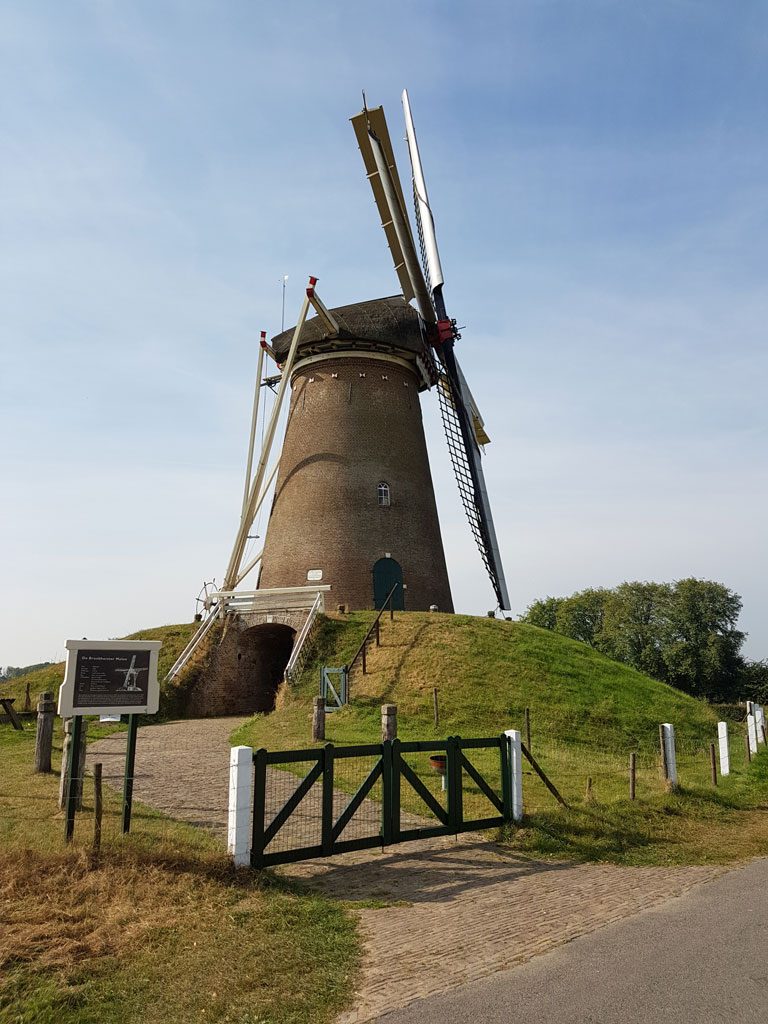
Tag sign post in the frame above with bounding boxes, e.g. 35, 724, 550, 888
58, 640, 161, 841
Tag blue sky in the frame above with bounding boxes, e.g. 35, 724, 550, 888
2, 0, 766, 665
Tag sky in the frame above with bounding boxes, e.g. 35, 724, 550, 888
2, 0, 767, 666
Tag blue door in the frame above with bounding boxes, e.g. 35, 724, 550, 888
372, 557, 404, 610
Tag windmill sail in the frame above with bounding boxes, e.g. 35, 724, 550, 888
351, 106, 435, 323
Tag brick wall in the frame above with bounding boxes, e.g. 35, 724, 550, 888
258, 354, 454, 613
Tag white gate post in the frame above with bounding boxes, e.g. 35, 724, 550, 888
717, 722, 730, 776
747, 714, 758, 755
228, 745, 254, 867
505, 729, 523, 823
662, 723, 678, 788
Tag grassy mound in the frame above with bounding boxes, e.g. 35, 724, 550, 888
236, 611, 719, 752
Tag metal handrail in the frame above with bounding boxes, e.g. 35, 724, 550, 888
346, 583, 399, 677
284, 591, 323, 682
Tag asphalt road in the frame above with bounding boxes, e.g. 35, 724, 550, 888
376, 857, 768, 1024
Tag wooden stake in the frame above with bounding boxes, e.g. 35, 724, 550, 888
93, 762, 103, 856
312, 696, 325, 742
521, 741, 568, 807
34, 691, 55, 774
524, 707, 531, 753
24, 681, 31, 713
709, 742, 717, 787
629, 752, 636, 801
584, 776, 594, 803
432, 687, 439, 729
745, 731, 752, 763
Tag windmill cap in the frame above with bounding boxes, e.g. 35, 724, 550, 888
271, 295, 426, 364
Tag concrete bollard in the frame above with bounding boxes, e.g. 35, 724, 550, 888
504, 728, 523, 822
718, 721, 730, 776
661, 723, 677, 789
381, 704, 397, 742
312, 696, 325, 742
34, 691, 56, 773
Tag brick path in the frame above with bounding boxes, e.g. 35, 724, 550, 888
88, 721, 726, 1024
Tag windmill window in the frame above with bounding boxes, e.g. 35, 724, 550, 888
377, 482, 391, 507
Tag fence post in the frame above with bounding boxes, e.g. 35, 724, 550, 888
709, 743, 718, 787
34, 691, 55, 773
122, 714, 138, 834
251, 748, 267, 868
60, 716, 86, 813
629, 752, 636, 800
312, 696, 325, 741
227, 745, 254, 867
390, 738, 401, 843
321, 744, 335, 856
745, 731, 752, 763
717, 722, 730, 776
93, 762, 103, 856
747, 714, 758, 756
504, 729, 523, 823
433, 687, 439, 728
661, 723, 677, 789
524, 708, 531, 753
381, 704, 397, 742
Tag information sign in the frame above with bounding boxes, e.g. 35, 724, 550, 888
58, 640, 162, 717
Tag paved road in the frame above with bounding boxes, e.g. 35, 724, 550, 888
375, 857, 768, 1024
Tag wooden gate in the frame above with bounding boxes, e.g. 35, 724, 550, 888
251, 735, 511, 868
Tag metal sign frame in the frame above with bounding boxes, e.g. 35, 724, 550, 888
58, 639, 162, 717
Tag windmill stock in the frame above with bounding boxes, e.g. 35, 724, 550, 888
351, 90, 510, 612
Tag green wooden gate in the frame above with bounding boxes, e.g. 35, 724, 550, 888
251, 735, 511, 868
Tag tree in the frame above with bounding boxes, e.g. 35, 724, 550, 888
522, 596, 561, 631
521, 578, 751, 701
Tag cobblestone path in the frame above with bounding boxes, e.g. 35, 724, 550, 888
88, 721, 726, 1024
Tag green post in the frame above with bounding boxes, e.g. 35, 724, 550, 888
500, 734, 512, 822
447, 736, 463, 833
381, 740, 394, 846
121, 714, 138, 834
251, 748, 267, 868
390, 738, 401, 843
64, 714, 84, 842
321, 744, 335, 855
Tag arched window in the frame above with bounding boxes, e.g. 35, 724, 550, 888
377, 481, 391, 507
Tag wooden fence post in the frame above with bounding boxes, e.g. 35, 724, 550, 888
59, 716, 86, 811
629, 752, 636, 800
312, 696, 325, 742
34, 691, 55, 773
709, 743, 718, 787
24, 681, 32, 713
432, 687, 439, 729
381, 704, 397, 742
745, 731, 752, 763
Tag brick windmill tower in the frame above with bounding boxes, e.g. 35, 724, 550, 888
168, 92, 509, 712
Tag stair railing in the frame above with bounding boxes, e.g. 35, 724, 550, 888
346, 583, 399, 678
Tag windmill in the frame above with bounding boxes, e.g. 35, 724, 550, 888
350, 91, 510, 611
166, 91, 509, 710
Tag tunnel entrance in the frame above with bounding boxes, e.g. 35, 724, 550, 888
237, 623, 296, 713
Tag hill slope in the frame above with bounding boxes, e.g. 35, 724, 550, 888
236, 611, 719, 754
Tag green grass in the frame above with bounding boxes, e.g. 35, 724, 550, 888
233, 611, 768, 865
1, 719, 359, 1024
